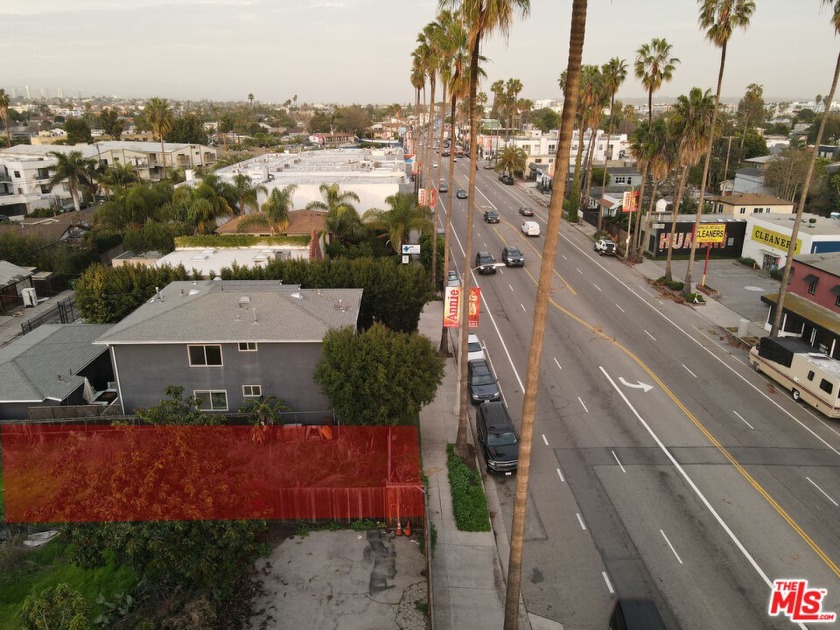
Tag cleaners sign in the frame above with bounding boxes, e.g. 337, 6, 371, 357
695, 223, 727, 244
751, 226, 802, 254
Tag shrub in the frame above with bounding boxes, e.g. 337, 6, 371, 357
685, 292, 706, 303
656, 277, 684, 291
446, 445, 490, 532
737, 257, 757, 268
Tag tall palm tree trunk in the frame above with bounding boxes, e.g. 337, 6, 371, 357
431, 83, 448, 295
569, 121, 586, 216
504, 1, 587, 627
684, 42, 726, 294
160, 139, 167, 181
628, 162, 648, 260
454, 34, 483, 459
427, 76, 438, 285
439, 94, 459, 356
637, 177, 658, 257
582, 126, 598, 215
597, 99, 616, 235
772, 49, 840, 336
665, 166, 688, 282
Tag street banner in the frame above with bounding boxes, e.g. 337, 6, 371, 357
443, 287, 460, 327
418, 188, 427, 206
468, 287, 480, 328
621, 190, 640, 212
695, 223, 727, 244
429, 188, 437, 207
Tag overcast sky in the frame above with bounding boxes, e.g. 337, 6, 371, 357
2, 0, 838, 106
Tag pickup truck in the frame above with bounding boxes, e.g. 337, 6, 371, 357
594, 239, 617, 256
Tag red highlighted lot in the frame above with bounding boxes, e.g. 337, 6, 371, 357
2, 424, 423, 523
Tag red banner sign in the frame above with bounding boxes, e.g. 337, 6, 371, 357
443, 287, 460, 328
468, 287, 480, 328
429, 188, 437, 207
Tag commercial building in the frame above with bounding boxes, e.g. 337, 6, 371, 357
741, 213, 840, 272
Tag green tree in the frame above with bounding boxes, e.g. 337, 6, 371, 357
238, 184, 298, 234
333, 105, 372, 136
598, 57, 629, 234
145, 97, 174, 179
634, 37, 680, 126
63, 117, 93, 144
808, 112, 840, 144
764, 147, 814, 201
314, 323, 444, 424
230, 173, 267, 216
308, 111, 333, 134
18, 583, 91, 630
170, 176, 234, 234
504, 78, 523, 139
0, 88, 11, 145
685, 0, 755, 295
363, 192, 431, 254
98, 108, 124, 140
99, 162, 138, 194
165, 113, 209, 144
306, 182, 365, 245
736, 82, 765, 159
48, 150, 97, 212
531, 107, 560, 133
494, 143, 527, 177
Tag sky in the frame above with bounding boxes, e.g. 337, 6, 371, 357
2, 0, 838, 106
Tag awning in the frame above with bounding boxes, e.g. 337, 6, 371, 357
803, 274, 819, 283
831, 285, 840, 296
761, 292, 840, 334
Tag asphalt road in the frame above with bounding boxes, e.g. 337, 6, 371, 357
432, 156, 840, 630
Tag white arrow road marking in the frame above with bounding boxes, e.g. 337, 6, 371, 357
618, 377, 653, 393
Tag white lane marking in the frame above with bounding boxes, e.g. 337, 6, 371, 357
660, 529, 684, 565
645, 330, 657, 341
542, 434, 549, 446
521, 303, 526, 312
509, 283, 514, 292
683, 364, 697, 378
599, 366, 777, 593
638, 286, 654, 296
806, 477, 839, 507
554, 357, 562, 370
576, 513, 587, 530
556, 467, 565, 482
602, 571, 615, 594
578, 397, 588, 413
576, 267, 583, 274
562, 254, 568, 260
733, 411, 754, 430
594, 284, 602, 292
616, 304, 625, 313
611, 450, 627, 473
657, 300, 664, 306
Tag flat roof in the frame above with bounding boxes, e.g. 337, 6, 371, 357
750, 213, 840, 237
154, 245, 309, 277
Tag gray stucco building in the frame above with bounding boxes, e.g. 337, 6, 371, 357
95, 280, 362, 415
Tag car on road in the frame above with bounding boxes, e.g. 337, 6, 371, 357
475, 251, 497, 274
447, 270, 460, 287
518, 206, 534, 217
467, 334, 484, 362
594, 239, 617, 256
521, 220, 541, 237
499, 173, 514, 185
483, 210, 500, 223
439, 181, 449, 193
501, 246, 524, 267
433, 161, 439, 168
456, 189, 467, 199
476, 401, 519, 473
468, 359, 501, 404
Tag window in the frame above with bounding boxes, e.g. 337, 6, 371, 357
188, 344, 222, 366
242, 385, 262, 397
835, 293, 840, 307
808, 279, 818, 295
13, 171, 20, 178
819, 379, 833, 395
194, 390, 228, 411
807, 370, 815, 381
548, 145, 556, 153
740, 207, 746, 214
238, 342, 257, 352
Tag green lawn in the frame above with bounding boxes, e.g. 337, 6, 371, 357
0, 538, 137, 629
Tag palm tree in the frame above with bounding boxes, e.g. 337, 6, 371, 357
145, 97, 173, 180
47, 150, 97, 212
0, 88, 11, 146
230, 173, 267, 216
560, 65, 602, 214
581, 70, 610, 212
597, 57, 628, 235
505, 78, 523, 140
439, 0, 530, 464
504, 1, 585, 626
772, 0, 840, 335
172, 181, 234, 234
495, 144, 527, 178
636, 118, 675, 258
99, 162, 139, 196
363, 192, 431, 254
410, 57, 426, 173
248, 93, 254, 109
684, 0, 755, 295
634, 38, 680, 127
262, 184, 297, 233
663, 88, 716, 282
306, 183, 365, 245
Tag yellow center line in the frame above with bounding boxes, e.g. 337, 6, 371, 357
491, 223, 577, 296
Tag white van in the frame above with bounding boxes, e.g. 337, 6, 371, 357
521, 220, 541, 237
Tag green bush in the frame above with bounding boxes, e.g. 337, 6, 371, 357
175, 234, 310, 248
737, 257, 757, 268
657, 277, 684, 291
770, 268, 784, 281
446, 445, 490, 532
685, 292, 706, 303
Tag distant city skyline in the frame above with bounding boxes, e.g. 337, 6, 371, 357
2, 0, 838, 106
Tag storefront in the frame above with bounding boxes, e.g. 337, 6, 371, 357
741, 214, 840, 268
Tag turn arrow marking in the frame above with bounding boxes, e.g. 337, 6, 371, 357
618, 377, 653, 393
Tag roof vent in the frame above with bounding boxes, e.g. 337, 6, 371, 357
239, 296, 251, 308
290, 292, 302, 299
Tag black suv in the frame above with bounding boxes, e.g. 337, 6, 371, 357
483, 210, 500, 223
499, 173, 514, 185
476, 401, 519, 474
468, 359, 501, 404
475, 251, 497, 274
501, 246, 524, 267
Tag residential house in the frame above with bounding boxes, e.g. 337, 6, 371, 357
0, 260, 34, 313
309, 133, 357, 148
709, 193, 794, 218
0, 155, 66, 217
0, 323, 115, 420
95, 280, 363, 414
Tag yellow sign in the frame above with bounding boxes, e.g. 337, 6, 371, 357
751, 226, 802, 254
696, 224, 726, 244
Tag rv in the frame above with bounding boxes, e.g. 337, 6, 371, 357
749, 336, 840, 418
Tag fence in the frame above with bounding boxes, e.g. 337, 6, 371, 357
20, 296, 78, 335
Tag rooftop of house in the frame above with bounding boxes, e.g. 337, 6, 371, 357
710, 193, 793, 207
216, 209, 327, 236
0, 210, 94, 243
0, 260, 35, 287
751, 212, 840, 237
95, 280, 363, 345
0, 324, 113, 403
607, 167, 642, 176
795, 252, 840, 277
735, 167, 764, 178
153, 245, 311, 277
0, 141, 214, 160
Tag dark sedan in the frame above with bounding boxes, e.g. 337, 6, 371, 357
518, 206, 534, 217
456, 189, 468, 199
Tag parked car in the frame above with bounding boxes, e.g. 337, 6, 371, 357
468, 359, 501, 404
439, 181, 449, 193
456, 189, 468, 199
501, 246, 525, 267
484, 210, 500, 223
521, 221, 541, 237
467, 334, 485, 362
594, 239, 617, 256
447, 270, 461, 287
476, 401, 519, 473
499, 174, 514, 185
475, 251, 497, 274
518, 206, 534, 217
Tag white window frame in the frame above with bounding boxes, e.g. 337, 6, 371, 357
194, 389, 228, 411
188, 344, 223, 366
238, 341, 258, 352
242, 385, 262, 398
